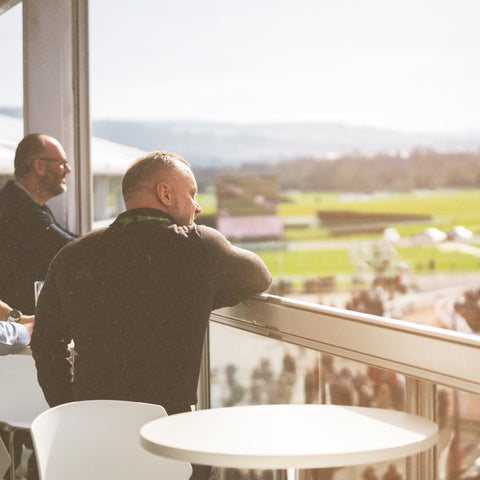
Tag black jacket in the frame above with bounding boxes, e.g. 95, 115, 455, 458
0, 180, 78, 314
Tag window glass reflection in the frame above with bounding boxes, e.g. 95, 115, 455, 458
0, 4, 23, 190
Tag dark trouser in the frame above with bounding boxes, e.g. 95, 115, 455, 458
0, 428, 38, 480
191, 464, 213, 480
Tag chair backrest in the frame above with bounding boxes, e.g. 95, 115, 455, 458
0, 349, 50, 429
30, 400, 192, 480
0, 437, 10, 479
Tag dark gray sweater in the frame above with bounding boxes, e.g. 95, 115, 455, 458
31, 208, 272, 413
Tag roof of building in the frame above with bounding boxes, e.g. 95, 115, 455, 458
0, 114, 146, 175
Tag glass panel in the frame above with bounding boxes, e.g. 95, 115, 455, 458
210, 322, 307, 408
210, 322, 406, 410
211, 320, 480, 480
92, 175, 124, 225
437, 388, 480, 480
209, 322, 411, 480
88, 1, 480, 335
0, 4, 23, 189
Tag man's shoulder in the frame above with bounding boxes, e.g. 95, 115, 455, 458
0, 182, 34, 229
191, 223, 220, 236
0, 180, 43, 217
63, 226, 107, 247
0, 180, 26, 202
51, 227, 106, 257
162, 222, 216, 240
189, 224, 236, 252
0, 181, 17, 208
182, 223, 226, 243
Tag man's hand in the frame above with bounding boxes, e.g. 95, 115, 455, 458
0, 299, 35, 339
18, 315, 35, 339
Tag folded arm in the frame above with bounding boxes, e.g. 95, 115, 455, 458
200, 226, 272, 309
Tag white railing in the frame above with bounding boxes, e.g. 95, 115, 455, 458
210, 294, 480, 395
202, 293, 480, 480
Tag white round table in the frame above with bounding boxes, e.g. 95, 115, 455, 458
140, 404, 438, 470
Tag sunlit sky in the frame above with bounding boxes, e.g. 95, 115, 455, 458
1, 0, 480, 134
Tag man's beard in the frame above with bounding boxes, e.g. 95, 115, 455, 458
40, 173, 66, 197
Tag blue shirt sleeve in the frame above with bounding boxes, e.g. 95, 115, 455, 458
0, 321, 30, 355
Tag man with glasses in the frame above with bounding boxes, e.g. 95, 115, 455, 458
0, 133, 78, 480
0, 134, 77, 480
0, 133, 78, 317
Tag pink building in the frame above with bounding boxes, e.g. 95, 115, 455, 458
217, 215, 283, 241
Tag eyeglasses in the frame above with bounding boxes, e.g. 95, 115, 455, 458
39, 157, 69, 168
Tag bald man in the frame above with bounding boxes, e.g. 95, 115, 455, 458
32, 151, 271, 413
31, 151, 272, 479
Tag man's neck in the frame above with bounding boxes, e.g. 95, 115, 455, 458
116, 209, 173, 227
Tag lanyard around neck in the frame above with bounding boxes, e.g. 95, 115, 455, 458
117, 214, 172, 227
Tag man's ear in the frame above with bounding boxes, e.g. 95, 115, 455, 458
32, 158, 46, 176
156, 182, 173, 206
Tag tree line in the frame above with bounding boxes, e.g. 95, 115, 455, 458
196, 148, 480, 193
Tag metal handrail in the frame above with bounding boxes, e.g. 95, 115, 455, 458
210, 293, 480, 395
205, 293, 480, 480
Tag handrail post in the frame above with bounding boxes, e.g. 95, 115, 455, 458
405, 378, 437, 480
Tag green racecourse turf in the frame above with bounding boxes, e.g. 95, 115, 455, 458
197, 189, 480, 281
255, 247, 480, 279
198, 189, 480, 232
277, 189, 480, 235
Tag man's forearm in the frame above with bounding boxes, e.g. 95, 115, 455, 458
31, 316, 74, 405
33, 349, 74, 406
0, 322, 30, 355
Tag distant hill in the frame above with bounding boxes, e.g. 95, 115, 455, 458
92, 119, 480, 168
2, 107, 479, 168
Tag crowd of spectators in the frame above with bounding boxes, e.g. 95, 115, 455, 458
345, 286, 385, 316
454, 289, 480, 333
217, 352, 299, 409
218, 352, 406, 413
362, 464, 403, 480
303, 354, 405, 412
217, 351, 408, 479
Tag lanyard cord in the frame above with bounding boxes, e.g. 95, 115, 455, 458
116, 215, 172, 227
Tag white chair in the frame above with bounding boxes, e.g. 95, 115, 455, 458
0, 437, 10, 479
30, 399, 193, 480
0, 349, 50, 480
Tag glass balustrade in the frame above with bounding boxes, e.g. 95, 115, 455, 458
205, 295, 480, 480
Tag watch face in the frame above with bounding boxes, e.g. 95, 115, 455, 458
7, 310, 22, 323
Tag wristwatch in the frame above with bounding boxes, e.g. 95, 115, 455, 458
7, 309, 22, 323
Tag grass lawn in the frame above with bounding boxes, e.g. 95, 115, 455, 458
198, 188, 480, 281
397, 246, 480, 272
279, 189, 480, 236
257, 245, 480, 281
256, 249, 355, 278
